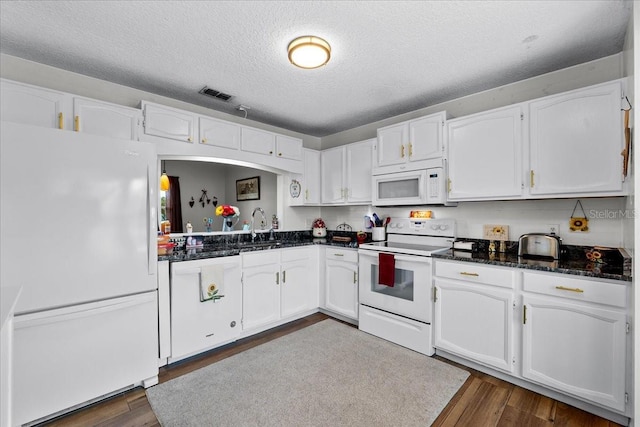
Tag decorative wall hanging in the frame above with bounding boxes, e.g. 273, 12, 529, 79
199, 189, 210, 207
189, 197, 195, 208
236, 176, 260, 201
290, 179, 301, 198
569, 200, 589, 232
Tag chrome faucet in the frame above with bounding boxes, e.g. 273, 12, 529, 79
250, 207, 266, 242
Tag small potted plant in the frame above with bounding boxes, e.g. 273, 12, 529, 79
312, 218, 327, 237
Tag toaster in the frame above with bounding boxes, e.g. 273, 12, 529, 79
518, 233, 562, 259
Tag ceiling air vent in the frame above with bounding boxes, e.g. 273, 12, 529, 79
199, 86, 233, 101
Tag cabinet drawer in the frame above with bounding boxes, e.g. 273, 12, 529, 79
281, 246, 311, 262
435, 260, 514, 289
241, 250, 280, 268
326, 248, 357, 263
522, 272, 627, 308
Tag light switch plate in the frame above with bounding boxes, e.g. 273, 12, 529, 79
483, 224, 509, 241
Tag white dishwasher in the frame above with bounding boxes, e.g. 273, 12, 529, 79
170, 256, 242, 362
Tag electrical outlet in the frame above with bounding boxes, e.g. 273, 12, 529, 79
483, 224, 509, 241
546, 224, 560, 234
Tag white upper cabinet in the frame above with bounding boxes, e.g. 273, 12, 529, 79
321, 138, 374, 205
276, 135, 303, 160
528, 81, 624, 196
447, 105, 524, 201
375, 112, 445, 173
241, 127, 275, 155
73, 97, 141, 140
240, 129, 302, 161
1, 79, 70, 130
288, 149, 321, 206
200, 116, 241, 150
142, 102, 196, 143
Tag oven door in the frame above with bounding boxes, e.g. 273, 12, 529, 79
372, 170, 427, 206
358, 250, 432, 323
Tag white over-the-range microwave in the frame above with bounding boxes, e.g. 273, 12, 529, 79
372, 167, 447, 206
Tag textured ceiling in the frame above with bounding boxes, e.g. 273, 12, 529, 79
0, 1, 632, 137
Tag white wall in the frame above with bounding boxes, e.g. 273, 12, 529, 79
322, 198, 626, 247
0, 53, 322, 150
321, 53, 624, 149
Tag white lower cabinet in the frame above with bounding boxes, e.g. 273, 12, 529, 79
324, 248, 359, 320
434, 272, 515, 373
242, 247, 316, 332
521, 272, 628, 412
170, 256, 242, 360
434, 259, 630, 416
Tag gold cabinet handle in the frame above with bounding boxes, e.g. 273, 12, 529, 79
447, 178, 452, 193
74, 115, 79, 132
334, 253, 344, 257
276, 272, 280, 285
555, 286, 584, 293
460, 272, 479, 277
353, 271, 357, 284
408, 142, 413, 157
401, 144, 405, 158
433, 287, 438, 302
282, 270, 286, 284
305, 189, 309, 200
278, 152, 282, 156
269, 150, 273, 155
58, 112, 64, 130
201, 138, 207, 143
530, 170, 535, 188
187, 136, 192, 142
523, 305, 527, 324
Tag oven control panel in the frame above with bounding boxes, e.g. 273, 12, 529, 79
387, 218, 456, 237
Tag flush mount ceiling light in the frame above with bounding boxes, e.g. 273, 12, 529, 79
288, 36, 331, 69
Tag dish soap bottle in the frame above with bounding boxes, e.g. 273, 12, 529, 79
272, 214, 279, 230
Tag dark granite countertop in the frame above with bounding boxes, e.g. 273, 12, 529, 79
432, 248, 631, 283
158, 229, 362, 262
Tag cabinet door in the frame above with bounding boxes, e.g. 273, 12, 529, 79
1, 79, 70, 130
325, 260, 358, 319
303, 149, 321, 204
241, 263, 280, 330
529, 82, 623, 196
143, 103, 195, 143
199, 116, 240, 150
276, 135, 303, 160
434, 279, 515, 373
170, 259, 242, 359
408, 113, 444, 162
241, 127, 275, 156
447, 105, 523, 201
522, 295, 627, 411
346, 139, 373, 203
73, 97, 141, 140
376, 123, 407, 167
281, 258, 312, 318
321, 147, 346, 203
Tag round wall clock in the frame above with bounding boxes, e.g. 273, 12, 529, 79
289, 179, 301, 198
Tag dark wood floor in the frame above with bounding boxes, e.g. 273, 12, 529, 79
39, 313, 624, 427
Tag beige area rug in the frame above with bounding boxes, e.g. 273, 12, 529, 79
146, 319, 469, 427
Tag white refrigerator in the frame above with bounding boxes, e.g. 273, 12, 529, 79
1, 122, 159, 425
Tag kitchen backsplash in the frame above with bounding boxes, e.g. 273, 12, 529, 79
320, 197, 627, 248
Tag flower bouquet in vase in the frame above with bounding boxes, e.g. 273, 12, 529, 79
216, 205, 240, 231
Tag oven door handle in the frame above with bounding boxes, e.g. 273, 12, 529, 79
358, 251, 432, 264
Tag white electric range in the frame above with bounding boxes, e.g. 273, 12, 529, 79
358, 218, 455, 355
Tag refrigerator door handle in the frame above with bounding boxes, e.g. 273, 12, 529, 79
147, 165, 158, 275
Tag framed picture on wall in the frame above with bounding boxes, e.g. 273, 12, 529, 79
236, 176, 260, 201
